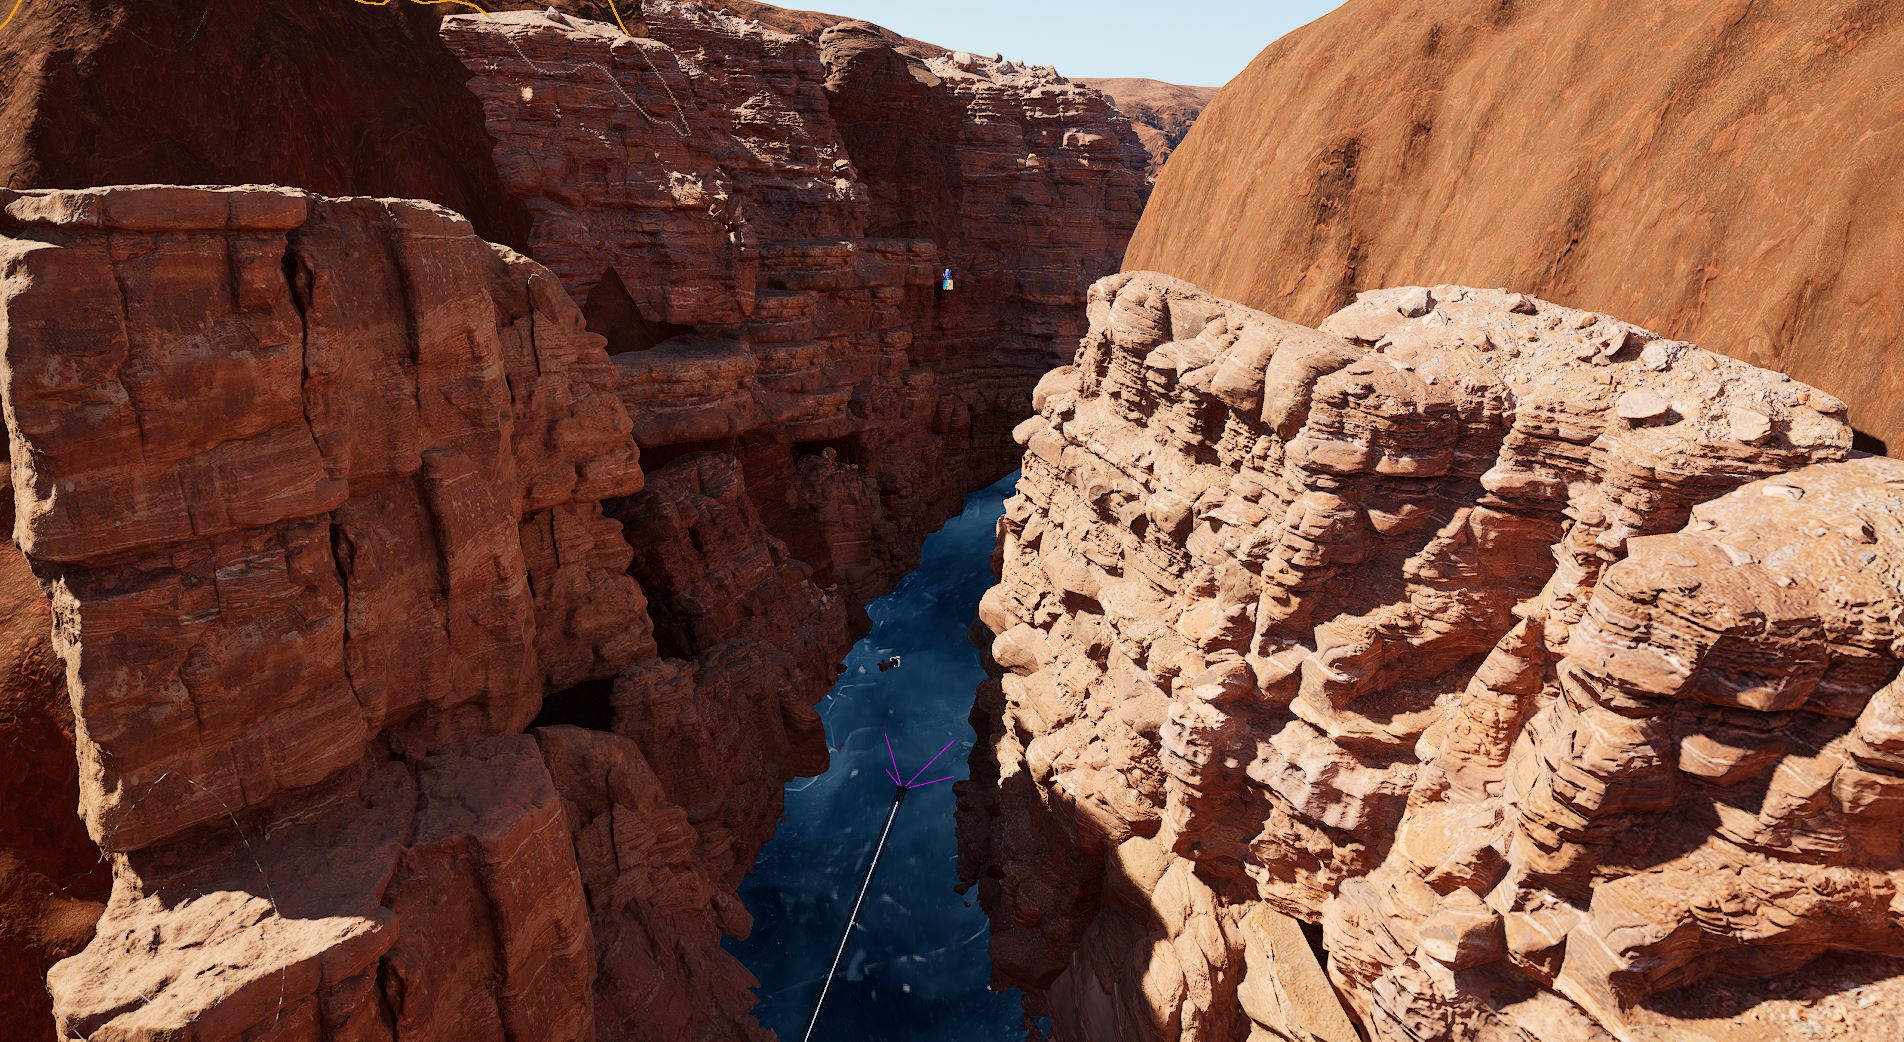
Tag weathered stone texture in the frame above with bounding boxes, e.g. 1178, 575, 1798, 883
0, 184, 640, 1042
0, 185, 644, 854
963, 271, 1904, 1040
2, 4, 1153, 1037
442, 3, 1149, 605
1124, 0, 1904, 453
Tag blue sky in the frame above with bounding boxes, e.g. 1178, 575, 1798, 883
790, 0, 1347, 85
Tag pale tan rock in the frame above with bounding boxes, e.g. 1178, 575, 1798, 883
1233, 905, 1361, 1042
1616, 388, 1672, 421
963, 272, 1903, 1042
1418, 891, 1505, 969
1729, 405, 1775, 444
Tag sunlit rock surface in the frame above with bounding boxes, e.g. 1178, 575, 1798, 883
962, 271, 1904, 1041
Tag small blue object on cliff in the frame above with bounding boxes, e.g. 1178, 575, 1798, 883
941, 268, 955, 291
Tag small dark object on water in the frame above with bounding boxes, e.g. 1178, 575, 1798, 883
879, 655, 902, 672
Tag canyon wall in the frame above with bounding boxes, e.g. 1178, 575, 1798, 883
961, 271, 1904, 1041
1078, 79, 1217, 180
1, 184, 663, 1041
440, 2, 1148, 607
0, 4, 1149, 1040
1124, 0, 1904, 452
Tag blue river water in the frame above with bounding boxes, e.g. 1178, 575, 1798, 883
727, 472, 1032, 1040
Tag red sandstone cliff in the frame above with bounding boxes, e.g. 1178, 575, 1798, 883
961, 271, 1904, 1040
1079, 79, 1218, 179
0, 1, 1150, 1038
1124, 0, 1904, 453
438, 0, 1147, 603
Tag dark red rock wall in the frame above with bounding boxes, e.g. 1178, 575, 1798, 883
0, 0, 533, 248
0, 3, 1150, 1039
442, 2, 1149, 608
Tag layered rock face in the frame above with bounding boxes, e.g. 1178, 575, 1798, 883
1078, 79, 1218, 179
1124, 0, 1904, 452
1, 4, 1150, 1038
0, 182, 859, 1041
962, 271, 1904, 1040
0, 187, 795, 1042
0, 184, 732, 1041
441, 3, 1149, 602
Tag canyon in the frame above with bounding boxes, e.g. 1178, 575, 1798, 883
962, 271, 1904, 1041
0, 1, 1148, 1038
2, 0, 1901, 1040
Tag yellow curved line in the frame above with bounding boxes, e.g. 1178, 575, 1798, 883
406, 0, 494, 15
350, 0, 637, 36
352, 0, 490, 14
0, 1, 634, 38
603, 0, 634, 36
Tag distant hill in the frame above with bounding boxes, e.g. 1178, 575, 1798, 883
1080, 78, 1218, 179
1126, 0, 1904, 450
710, 3, 1215, 176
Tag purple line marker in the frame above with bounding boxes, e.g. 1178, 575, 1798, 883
881, 732, 962, 790
903, 738, 957, 789
908, 775, 957, 789
805, 733, 964, 1035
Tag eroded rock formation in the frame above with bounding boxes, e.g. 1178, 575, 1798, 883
1, 184, 627, 1040
1124, 0, 1904, 452
962, 271, 1904, 1040
440, 2, 1148, 602
0, 3, 1150, 1037
1078, 79, 1217, 179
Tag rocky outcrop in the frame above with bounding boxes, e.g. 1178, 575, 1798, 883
1, 185, 645, 850
1, 3, 1150, 1037
1078, 79, 1217, 179
0, 184, 630, 1041
962, 271, 1904, 1040
441, 2, 1149, 604
1124, 0, 1904, 452
0, 182, 861, 1041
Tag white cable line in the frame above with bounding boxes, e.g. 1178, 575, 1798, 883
802, 789, 906, 1042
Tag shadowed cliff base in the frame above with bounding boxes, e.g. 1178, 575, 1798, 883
0, 542, 110, 1039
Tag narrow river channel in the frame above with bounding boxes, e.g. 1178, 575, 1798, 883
727, 472, 1030, 1040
